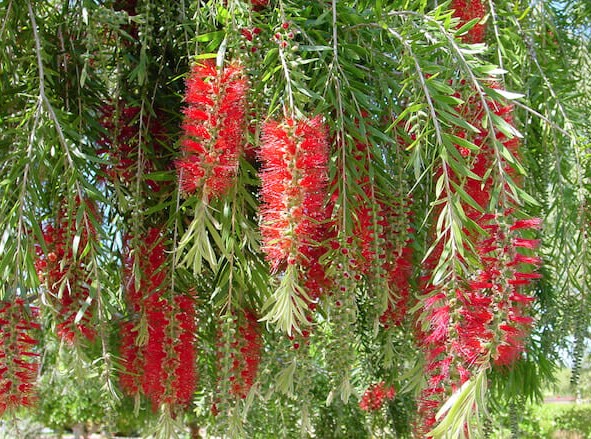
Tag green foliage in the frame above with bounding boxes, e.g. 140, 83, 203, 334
553, 405, 591, 438
32, 352, 153, 437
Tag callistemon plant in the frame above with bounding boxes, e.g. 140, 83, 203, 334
0, 300, 40, 415
176, 61, 248, 200
34, 199, 98, 345
119, 228, 197, 412
258, 115, 330, 333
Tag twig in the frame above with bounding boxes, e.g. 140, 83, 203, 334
0, 0, 13, 39
388, 26, 461, 280
27, 0, 84, 200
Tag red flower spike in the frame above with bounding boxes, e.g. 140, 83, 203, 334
416, 79, 542, 436
225, 310, 262, 399
0, 300, 40, 415
359, 381, 396, 411
142, 297, 169, 409
120, 228, 199, 411
35, 199, 98, 345
169, 294, 198, 407
259, 115, 330, 270
177, 61, 248, 199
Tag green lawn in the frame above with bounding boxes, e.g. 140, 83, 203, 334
491, 403, 591, 438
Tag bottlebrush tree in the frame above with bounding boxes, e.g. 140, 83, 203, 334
0, 0, 590, 437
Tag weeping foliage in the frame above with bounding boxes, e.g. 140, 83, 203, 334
0, 0, 590, 437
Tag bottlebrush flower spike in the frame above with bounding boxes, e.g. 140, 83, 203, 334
98, 103, 166, 192
142, 295, 169, 409
0, 300, 40, 415
258, 115, 330, 332
34, 199, 98, 345
176, 61, 248, 200
259, 115, 330, 271
169, 294, 197, 407
120, 229, 198, 411
120, 228, 164, 399
226, 309, 262, 399
359, 381, 396, 411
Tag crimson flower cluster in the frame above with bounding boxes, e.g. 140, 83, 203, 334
119, 228, 197, 411
250, 0, 269, 10
176, 61, 248, 199
379, 245, 414, 327
450, 0, 486, 44
259, 116, 331, 304
416, 1, 543, 433
338, 135, 414, 326
359, 381, 396, 412
98, 103, 166, 192
35, 200, 98, 345
169, 295, 198, 406
417, 215, 541, 432
225, 310, 262, 399
0, 300, 40, 415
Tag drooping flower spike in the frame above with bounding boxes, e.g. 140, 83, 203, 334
258, 115, 331, 332
176, 61, 248, 200
0, 300, 40, 416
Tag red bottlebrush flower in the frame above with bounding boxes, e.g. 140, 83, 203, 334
176, 61, 248, 199
142, 296, 170, 409
120, 228, 198, 411
226, 310, 262, 399
259, 115, 330, 272
450, 0, 487, 44
169, 294, 197, 407
0, 300, 40, 415
122, 227, 168, 314
35, 199, 98, 345
98, 103, 167, 192
119, 321, 143, 397
359, 381, 396, 411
